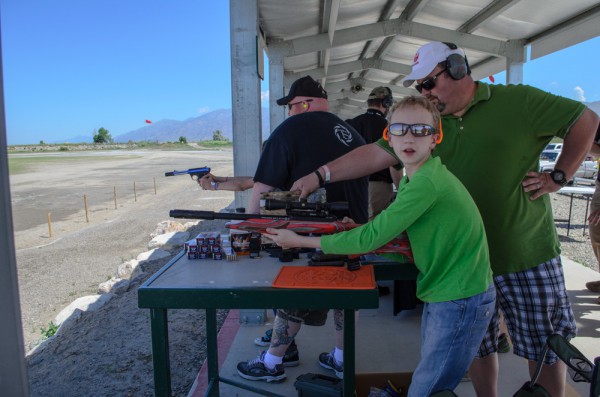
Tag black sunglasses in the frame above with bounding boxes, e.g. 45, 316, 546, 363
415, 69, 447, 93
287, 99, 313, 110
388, 123, 436, 137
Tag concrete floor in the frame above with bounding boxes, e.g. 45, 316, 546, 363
188, 257, 600, 396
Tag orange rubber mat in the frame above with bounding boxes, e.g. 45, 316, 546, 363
272, 265, 375, 290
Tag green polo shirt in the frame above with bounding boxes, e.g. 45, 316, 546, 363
377, 82, 586, 275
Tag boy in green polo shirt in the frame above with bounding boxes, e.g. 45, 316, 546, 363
264, 96, 495, 396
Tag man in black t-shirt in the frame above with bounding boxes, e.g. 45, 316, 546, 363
238, 75, 368, 383
248, 78, 367, 221
346, 86, 401, 220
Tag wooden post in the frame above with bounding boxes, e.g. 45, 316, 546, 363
154, 177, 157, 195
134, 181, 137, 202
114, 186, 118, 209
84, 193, 89, 223
47, 212, 52, 238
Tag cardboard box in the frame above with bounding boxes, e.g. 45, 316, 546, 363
355, 372, 412, 397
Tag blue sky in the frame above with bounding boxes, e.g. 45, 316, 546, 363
1, 1, 599, 145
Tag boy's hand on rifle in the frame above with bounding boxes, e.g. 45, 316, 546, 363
263, 228, 300, 249
340, 216, 355, 225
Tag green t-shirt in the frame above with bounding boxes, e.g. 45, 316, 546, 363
321, 156, 492, 303
376, 82, 586, 275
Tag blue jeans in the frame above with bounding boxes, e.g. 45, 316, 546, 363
408, 284, 496, 397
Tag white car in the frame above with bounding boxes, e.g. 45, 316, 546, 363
539, 151, 598, 182
545, 143, 563, 151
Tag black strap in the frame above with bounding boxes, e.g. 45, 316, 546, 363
314, 170, 325, 187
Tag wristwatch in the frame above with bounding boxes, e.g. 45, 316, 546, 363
550, 169, 568, 186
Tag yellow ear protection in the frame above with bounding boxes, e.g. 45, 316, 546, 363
442, 42, 470, 80
302, 101, 309, 110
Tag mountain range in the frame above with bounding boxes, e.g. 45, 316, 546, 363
113, 108, 271, 143
60, 100, 600, 144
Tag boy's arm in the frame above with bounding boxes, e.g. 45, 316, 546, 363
263, 228, 321, 249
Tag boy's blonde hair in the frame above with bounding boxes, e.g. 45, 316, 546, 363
387, 96, 441, 133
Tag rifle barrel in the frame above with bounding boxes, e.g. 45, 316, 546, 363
169, 209, 338, 223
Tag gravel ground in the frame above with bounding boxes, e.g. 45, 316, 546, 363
550, 185, 600, 272
13, 149, 599, 396
11, 149, 236, 396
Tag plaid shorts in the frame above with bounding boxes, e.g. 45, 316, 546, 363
477, 256, 576, 364
277, 309, 331, 326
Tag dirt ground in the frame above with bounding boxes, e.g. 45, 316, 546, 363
11, 147, 600, 396
10, 148, 237, 396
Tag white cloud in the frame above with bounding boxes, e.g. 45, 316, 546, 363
573, 86, 586, 102
261, 90, 270, 103
197, 107, 211, 114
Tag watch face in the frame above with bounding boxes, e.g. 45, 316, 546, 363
551, 170, 567, 185
552, 171, 565, 182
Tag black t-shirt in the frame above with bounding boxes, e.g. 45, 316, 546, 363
346, 109, 393, 183
254, 111, 368, 223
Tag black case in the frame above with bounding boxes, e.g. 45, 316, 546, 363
294, 373, 344, 396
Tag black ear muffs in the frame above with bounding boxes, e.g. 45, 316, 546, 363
443, 42, 471, 80
382, 87, 394, 108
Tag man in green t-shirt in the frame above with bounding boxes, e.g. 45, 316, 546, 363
267, 96, 495, 395
291, 42, 599, 397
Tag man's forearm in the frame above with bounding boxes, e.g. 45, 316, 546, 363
556, 109, 599, 179
248, 182, 276, 214
328, 143, 398, 183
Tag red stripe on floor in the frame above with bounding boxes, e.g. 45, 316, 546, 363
188, 309, 241, 397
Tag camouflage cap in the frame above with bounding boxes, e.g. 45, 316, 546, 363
368, 86, 391, 100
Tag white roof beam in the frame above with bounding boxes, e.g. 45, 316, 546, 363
400, 0, 429, 21
285, 57, 411, 84
319, 0, 341, 85
268, 19, 509, 58
457, 0, 518, 33
324, 78, 417, 96
353, 0, 404, 80
527, 4, 600, 60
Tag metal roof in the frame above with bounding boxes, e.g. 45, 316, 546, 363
258, 0, 600, 118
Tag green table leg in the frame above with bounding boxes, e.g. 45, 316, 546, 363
150, 308, 171, 397
206, 308, 220, 396
343, 308, 356, 396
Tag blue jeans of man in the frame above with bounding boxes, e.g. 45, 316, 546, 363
408, 284, 496, 397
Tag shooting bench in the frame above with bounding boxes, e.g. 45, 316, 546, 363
138, 250, 417, 397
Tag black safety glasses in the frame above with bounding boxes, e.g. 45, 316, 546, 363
388, 123, 436, 137
415, 69, 446, 93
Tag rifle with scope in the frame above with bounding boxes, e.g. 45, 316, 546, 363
170, 199, 413, 262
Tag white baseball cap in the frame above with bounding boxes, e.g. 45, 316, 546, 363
401, 42, 466, 87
